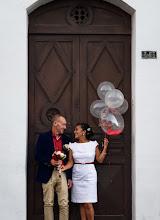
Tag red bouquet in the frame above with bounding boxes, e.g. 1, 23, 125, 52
52, 151, 66, 160
52, 151, 66, 177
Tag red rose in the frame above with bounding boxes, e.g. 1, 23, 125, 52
52, 154, 57, 160
57, 154, 61, 159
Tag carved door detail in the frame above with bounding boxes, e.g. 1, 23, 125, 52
28, 1, 131, 220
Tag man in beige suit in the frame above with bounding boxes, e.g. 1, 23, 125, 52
35, 114, 72, 220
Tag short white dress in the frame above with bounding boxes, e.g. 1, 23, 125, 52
69, 141, 98, 203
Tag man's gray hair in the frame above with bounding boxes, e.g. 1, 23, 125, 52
51, 114, 62, 123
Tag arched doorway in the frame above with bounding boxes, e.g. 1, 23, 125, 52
28, 0, 131, 219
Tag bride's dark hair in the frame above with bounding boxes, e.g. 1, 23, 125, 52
77, 123, 94, 140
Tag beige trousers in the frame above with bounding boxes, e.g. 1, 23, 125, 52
42, 171, 68, 220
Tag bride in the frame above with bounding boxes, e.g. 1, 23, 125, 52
60, 123, 109, 220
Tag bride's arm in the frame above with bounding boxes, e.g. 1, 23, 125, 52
95, 138, 109, 163
61, 150, 74, 171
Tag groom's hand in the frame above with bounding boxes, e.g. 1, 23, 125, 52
50, 159, 57, 166
50, 159, 62, 166
56, 160, 62, 165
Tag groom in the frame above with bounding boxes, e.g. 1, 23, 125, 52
35, 114, 72, 220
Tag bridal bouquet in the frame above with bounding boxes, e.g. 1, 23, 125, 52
52, 151, 66, 177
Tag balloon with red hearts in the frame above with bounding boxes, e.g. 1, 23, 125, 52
99, 107, 124, 136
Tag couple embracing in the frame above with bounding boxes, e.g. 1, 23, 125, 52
35, 114, 109, 220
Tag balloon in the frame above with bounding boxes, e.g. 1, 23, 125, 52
99, 107, 124, 135
105, 89, 124, 108
116, 99, 128, 114
97, 81, 115, 100
90, 100, 107, 118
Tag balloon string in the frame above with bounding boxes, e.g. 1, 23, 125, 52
106, 154, 113, 183
102, 139, 112, 183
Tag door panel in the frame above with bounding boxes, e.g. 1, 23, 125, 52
29, 0, 131, 35
28, 35, 80, 220
79, 35, 131, 219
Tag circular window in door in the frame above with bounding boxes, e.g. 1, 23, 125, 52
67, 5, 93, 26
41, 103, 65, 126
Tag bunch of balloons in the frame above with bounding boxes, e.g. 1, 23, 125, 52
90, 81, 128, 136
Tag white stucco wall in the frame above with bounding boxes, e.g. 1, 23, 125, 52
0, 1, 28, 219
134, 1, 160, 220
0, 0, 160, 219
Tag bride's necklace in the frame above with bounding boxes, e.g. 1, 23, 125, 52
77, 140, 90, 143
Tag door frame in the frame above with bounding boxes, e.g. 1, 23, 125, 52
27, 1, 136, 220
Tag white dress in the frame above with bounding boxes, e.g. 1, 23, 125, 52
69, 141, 98, 203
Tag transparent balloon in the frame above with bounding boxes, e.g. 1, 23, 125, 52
97, 81, 115, 101
116, 99, 128, 114
105, 89, 124, 108
90, 100, 107, 118
99, 107, 124, 135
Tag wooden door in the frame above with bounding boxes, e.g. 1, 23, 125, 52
28, 1, 131, 220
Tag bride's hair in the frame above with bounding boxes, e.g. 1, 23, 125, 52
77, 123, 94, 140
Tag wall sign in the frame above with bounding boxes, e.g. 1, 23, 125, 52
142, 51, 157, 59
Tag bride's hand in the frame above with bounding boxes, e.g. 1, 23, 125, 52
104, 138, 109, 148
61, 165, 66, 172
57, 165, 65, 172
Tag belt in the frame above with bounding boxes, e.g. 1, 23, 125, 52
74, 162, 94, 164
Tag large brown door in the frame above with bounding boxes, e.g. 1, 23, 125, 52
28, 1, 131, 220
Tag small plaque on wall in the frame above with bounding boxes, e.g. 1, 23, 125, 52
142, 51, 157, 59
